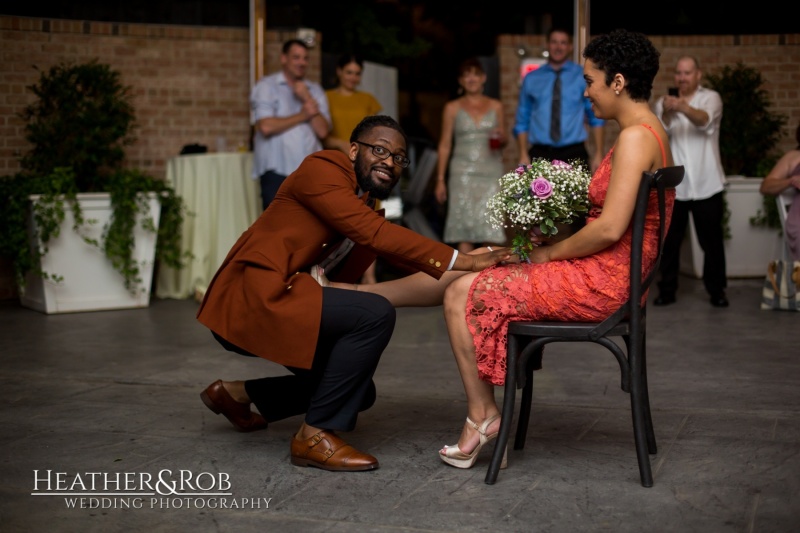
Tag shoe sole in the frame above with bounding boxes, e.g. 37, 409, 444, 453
290, 456, 379, 472
440, 439, 508, 469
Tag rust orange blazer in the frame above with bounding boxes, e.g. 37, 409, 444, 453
197, 150, 455, 369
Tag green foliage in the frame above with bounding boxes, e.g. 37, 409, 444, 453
705, 63, 787, 177
103, 169, 189, 292
749, 194, 783, 232
0, 169, 79, 285
0, 60, 188, 294
749, 155, 783, 231
20, 60, 136, 192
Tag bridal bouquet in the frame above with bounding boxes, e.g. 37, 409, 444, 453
486, 158, 592, 261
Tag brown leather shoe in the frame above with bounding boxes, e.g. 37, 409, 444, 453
291, 430, 379, 472
200, 380, 268, 432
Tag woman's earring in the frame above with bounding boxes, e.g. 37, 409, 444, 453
615, 89, 620, 95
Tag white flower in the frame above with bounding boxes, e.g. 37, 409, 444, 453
486, 158, 591, 260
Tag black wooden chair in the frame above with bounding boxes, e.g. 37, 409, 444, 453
484, 165, 684, 487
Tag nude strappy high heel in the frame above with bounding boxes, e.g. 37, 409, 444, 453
439, 414, 507, 469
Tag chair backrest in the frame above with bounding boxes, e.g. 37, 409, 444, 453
589, 165, 684, 340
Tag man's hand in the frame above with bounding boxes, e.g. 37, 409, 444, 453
456, 247, 516, 272
292, 80, 312, 101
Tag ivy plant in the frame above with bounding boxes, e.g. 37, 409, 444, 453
0, 60, 189, 293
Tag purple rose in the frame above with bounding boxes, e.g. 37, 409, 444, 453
531, 177, 553, 199
551, 159, 572, 170
515, 165, 527, 175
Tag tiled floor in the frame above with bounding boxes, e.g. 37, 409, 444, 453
1, 276, 798, 532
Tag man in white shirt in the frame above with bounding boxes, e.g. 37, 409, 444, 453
251, 39, 331, 210
653, 56, 729, 308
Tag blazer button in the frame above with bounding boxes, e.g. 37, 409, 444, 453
429, 258, 435, 265
435, 261, 442, 268
286, 285, 292, 290
322, 243, 328, 247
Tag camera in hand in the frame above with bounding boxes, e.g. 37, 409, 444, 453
668, 87, 679, 97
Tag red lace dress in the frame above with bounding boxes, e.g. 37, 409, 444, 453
466, 146, 674, 385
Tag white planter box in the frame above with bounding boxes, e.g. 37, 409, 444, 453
680, 177, 782, 279
19, 192, 161, 314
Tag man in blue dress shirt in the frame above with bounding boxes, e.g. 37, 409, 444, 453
251, 39, 331, 210
514, 28, 605, 172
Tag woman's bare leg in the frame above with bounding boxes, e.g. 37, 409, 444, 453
440, 273, 500, 454
328, 246, 494, 307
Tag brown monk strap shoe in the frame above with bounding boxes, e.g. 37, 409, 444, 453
290, 430, 379, 472
200, 380, 268, 432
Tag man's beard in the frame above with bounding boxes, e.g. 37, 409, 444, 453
354, 157, 397, 200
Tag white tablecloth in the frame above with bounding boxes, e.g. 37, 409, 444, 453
156, 152, 260, 299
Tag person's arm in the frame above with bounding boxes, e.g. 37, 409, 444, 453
434, 101, 457, 204
516, 131, 530, 166
255, 112, 310, 137
492, 99, 508, 148
760, 151, 800, 195
514, 76, 533, 165
664, 90, 716, 129
674, 99, 710, 127
528, 126, 663, 263
257, 80, 329, 139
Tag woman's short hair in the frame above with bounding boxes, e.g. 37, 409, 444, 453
583, 29, 661, 102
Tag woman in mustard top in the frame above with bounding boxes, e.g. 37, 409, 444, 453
324, 54, 382, 153
324, 54, 383, 283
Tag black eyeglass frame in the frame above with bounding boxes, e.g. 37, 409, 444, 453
353, 140, 410, 168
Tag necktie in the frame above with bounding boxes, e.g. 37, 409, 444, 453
550, 69, 562, 144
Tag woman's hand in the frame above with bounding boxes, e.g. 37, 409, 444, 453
529, 221, 579, 246
434, 180, 447, 204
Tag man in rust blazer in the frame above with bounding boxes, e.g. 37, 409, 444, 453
197, 115, 510, 472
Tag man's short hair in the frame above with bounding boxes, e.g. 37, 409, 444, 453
350, 115, 407, 146
282, 39, 309, 54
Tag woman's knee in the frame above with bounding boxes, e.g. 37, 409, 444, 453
443, 274, 472, 314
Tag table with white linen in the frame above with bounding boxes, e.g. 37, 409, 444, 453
156, 152, 260, 299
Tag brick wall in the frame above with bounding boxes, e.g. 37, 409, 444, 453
0, 16, 322, 179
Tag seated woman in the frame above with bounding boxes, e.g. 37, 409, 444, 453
321, 29, 673, 469
759, 121, 800, 260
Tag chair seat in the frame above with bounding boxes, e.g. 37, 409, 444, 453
509, 320, 631, 339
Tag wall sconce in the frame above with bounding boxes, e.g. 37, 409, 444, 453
296, 27, 316, 48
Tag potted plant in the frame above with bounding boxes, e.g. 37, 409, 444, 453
0, 60, 187, 313
679, 63, 788, 278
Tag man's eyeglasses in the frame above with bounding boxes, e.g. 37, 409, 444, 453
354, 141, 410, 168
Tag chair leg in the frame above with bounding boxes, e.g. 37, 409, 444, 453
514, 350, 540, 450
630, 370, 654, 487
485, 336, 520, 485
641, 342, 657, 454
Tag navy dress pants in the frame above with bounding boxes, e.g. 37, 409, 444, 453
214, 287, 396, 432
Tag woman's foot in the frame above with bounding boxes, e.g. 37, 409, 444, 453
439, 414, 505, 469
